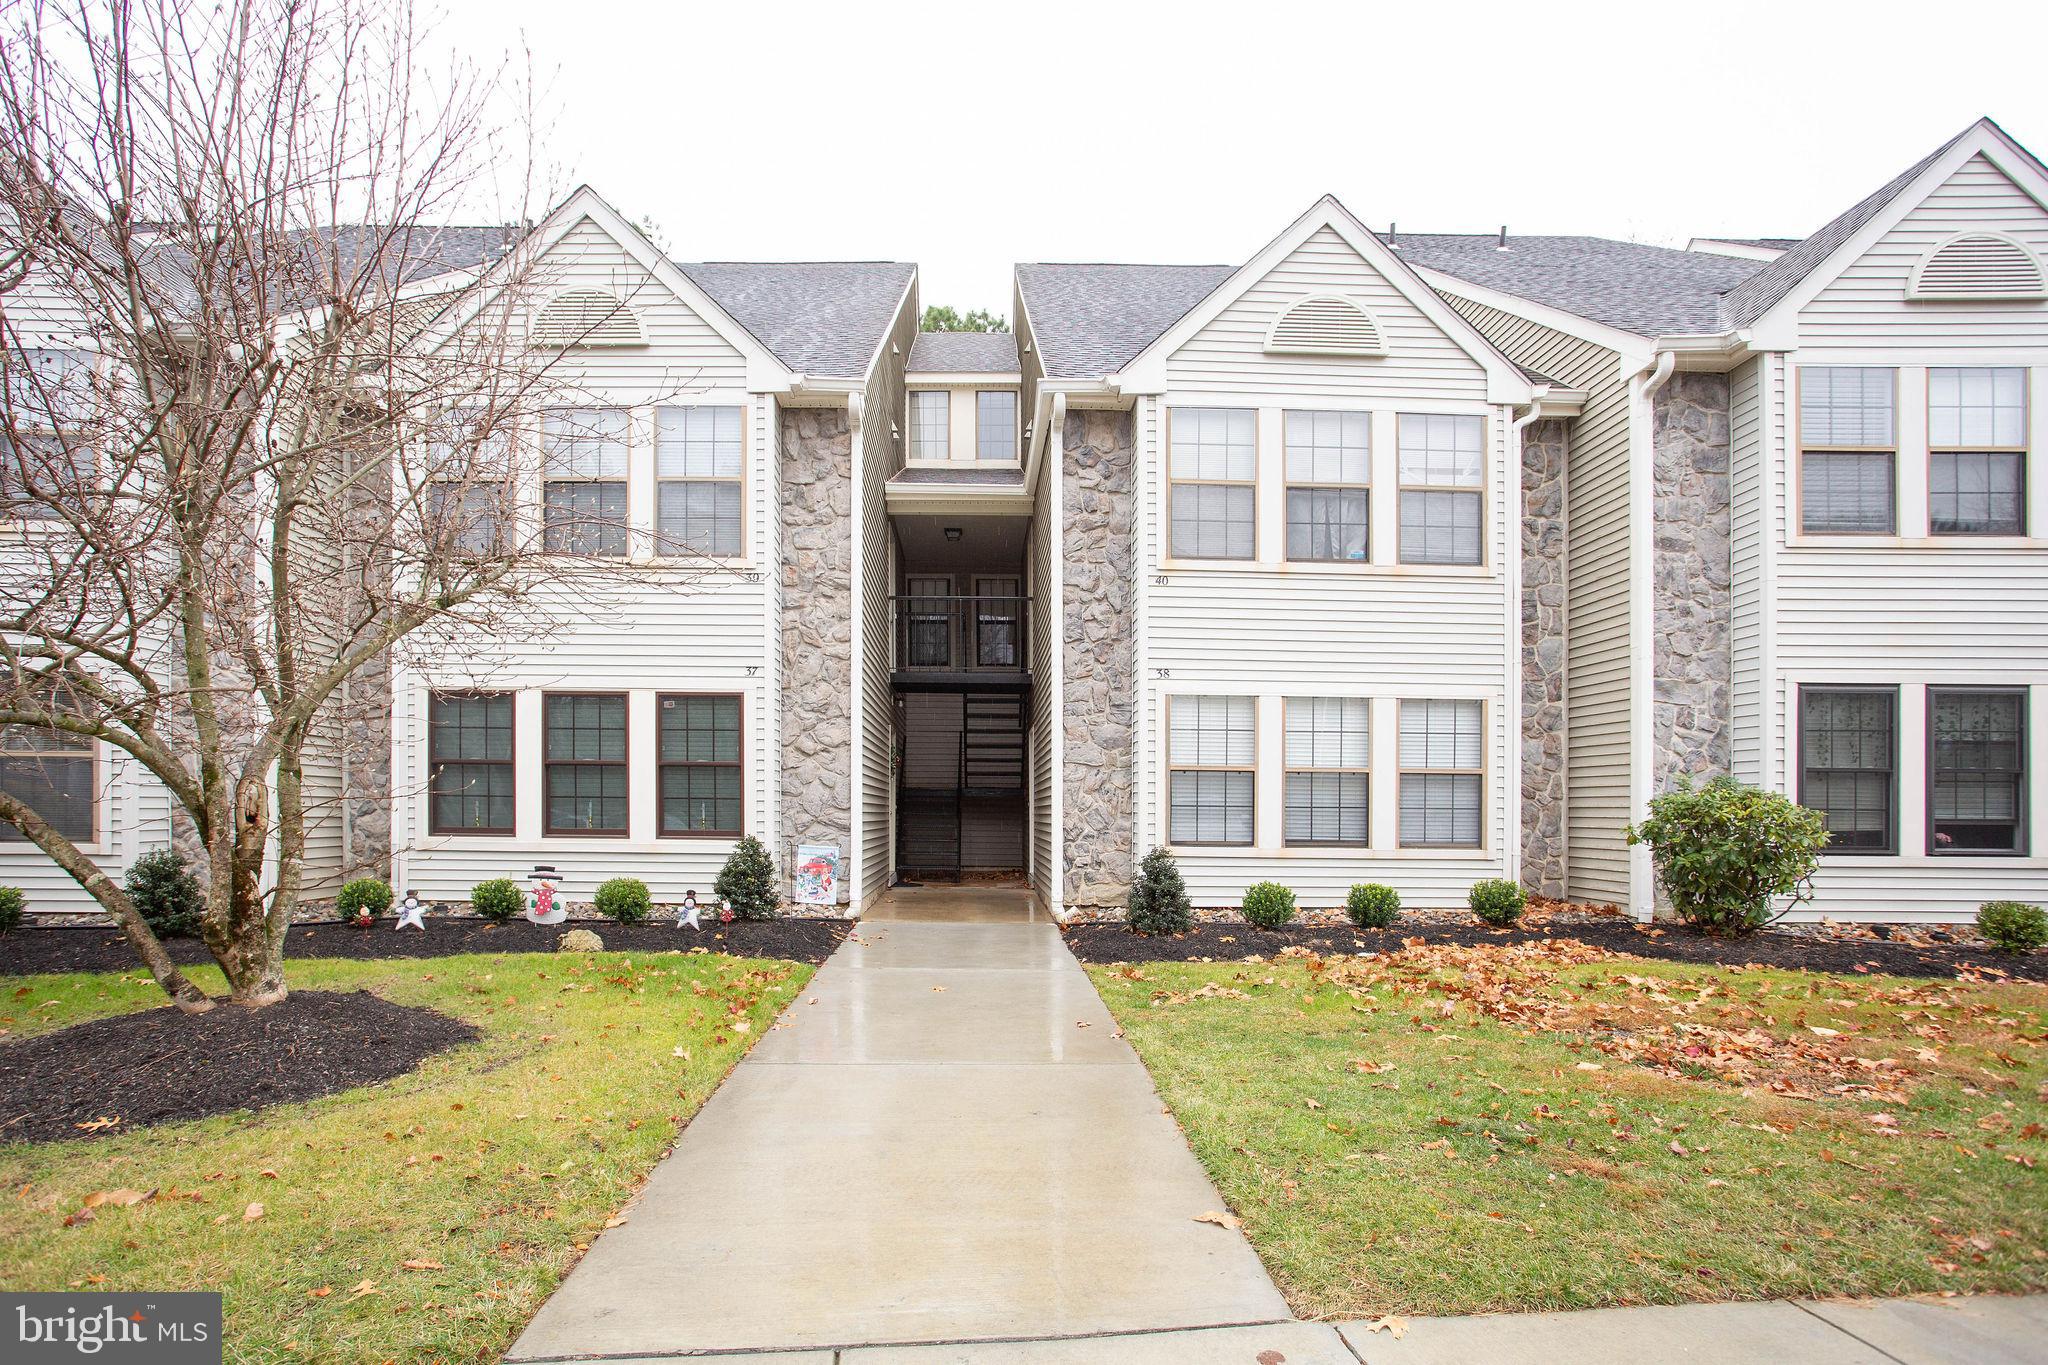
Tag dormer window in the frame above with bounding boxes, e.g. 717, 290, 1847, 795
530, 288, 646, 347
909, 391, 949, 460
1907, 233, 2048, 301
1264, 295, 1386, 357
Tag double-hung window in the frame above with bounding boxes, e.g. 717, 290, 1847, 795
909, 391, 950, 461
425, 409, 510, 555
428, 693, 514, 834
1283, 698, 1369, 845
0, 721, 94, 842
1397, 414, 1483, 565
544, 694, 628, 835
543, 409, 629, 556
1798, 687, 1896, 853
1168, 408, 1256, 559
1168, 695, 1255, 845
1929, 687, 2027, 854
656, 406, 744, 557
1398, 699, 1483, 847
1928, 367, 2027, 536
2, 348, 96, 520
1799, 368, 1895, 534
976, 391, 1017, 460
658, 694, 742, 836
1284, 411, 1370, 562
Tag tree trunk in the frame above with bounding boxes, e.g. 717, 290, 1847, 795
202, 777, 289, 1007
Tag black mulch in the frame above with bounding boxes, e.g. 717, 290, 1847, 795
0, 916, 850, 978
1063, 918, 2048, 983
0, 990, 479, 1144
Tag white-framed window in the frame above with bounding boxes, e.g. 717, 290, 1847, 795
656, 406, 744, 557
1168, 408, 1256, 560
542, 408, 630, 556
424, 407, 511, 556
1798, 367, 1896, 535
910, 390, 950, 461
1168, 695, 1255, 845
1928, 367, 2027, 536
976, 390, 1017, 461
1283, 697, 1369, 845
1398, 699, 1483, 847
2, 347, 97, 520
1397, 414, 1483, 565
1284, 410, 1370, 563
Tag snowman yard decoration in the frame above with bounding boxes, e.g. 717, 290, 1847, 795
524, 864, 567, 925
395, 889, 427, 931
677, 890, 701, 930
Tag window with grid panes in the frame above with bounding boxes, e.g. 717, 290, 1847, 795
1398, 699, 1482, 846
1799, 368, 1895, 534
1929, 368, 2027, 535
542, 409, 629, 555
656, 406, 744, 556
544, 694, 628, 833
1168, 408, 1256, 559
1168, 695, 1255, 845
0, 722, 93, 841
1397, 414, 1483, 564
976, 391, 1017, 460
658, 695, 741, 835
1798, 687, 1895, 853
429, 693, 514, 833
1929, 688, 2027, 854
425, 409, 510, 555
2, 349, 96, 520
1284, 411, 1369, 562
909, 391, 950, 460
1284, 697, 1369, 845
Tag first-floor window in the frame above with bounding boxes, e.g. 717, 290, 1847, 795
543, 409, 629, 556
1929, 687, 2027, 854
429, 693, 514, 834
1284, 697, 1369, 845
659, 694, 742, 835
1398, 699, 1482, 847
1799, 687, 1896, 853
1397, 414, 1484, 565
0, 722, 94, 841
545, 694, 628, 834
1169, 695, 1255, 845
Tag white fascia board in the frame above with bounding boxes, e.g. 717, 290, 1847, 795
1415, 267, 1657, 369
1115, 196, 1536, 406
904, 372, 1024, 386
1746, 120, 2048, 345
1686, 238, 1787, 261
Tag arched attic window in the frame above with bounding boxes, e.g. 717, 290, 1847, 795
1263, 294, 1386, 356
529, 287, 647, 346
1906, 233, 2048, 301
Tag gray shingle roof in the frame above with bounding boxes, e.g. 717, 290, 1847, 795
1390, 234, 1765, 337
888, 465, 1026, 486
677, 262, 915, 378
1014, 263, 1234, 378
906, 331, 1020, 374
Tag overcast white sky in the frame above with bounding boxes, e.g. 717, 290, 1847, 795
438, 0, 2048, 318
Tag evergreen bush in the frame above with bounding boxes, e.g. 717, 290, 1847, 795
1345, 883, 1400, 929
124, 849, 203, 938
594, 877, 652, 924
714, 836, 780, 920
1241, 881, 1297, 930
1627, 776, 1828, 934
1127, 847, 1193, 935
470, 878, 524, 923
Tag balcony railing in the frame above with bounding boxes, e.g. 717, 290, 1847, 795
890, 594, 1030, 674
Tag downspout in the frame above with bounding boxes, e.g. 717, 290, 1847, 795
1627, 351, 1676, 920
844, 388, 866, 918
1045, 393, 1067, 919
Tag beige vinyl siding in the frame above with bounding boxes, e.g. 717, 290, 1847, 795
0, 747, 173, 916
857, 288, 916, 903
1444, 295, 1634, 904
1028, 445, 1057, 900
524, 218, 749, 386
1728, 356, 1768, 786
1166, 228, 1488, 400
1799, 154, 2048, 353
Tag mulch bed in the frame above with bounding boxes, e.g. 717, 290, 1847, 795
1063, 918, 2048, 983
0, 990, 479, 1144
0, 916, 850, 977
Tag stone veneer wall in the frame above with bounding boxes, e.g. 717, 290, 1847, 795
1520, 420, 1570, 898
1650, 373, 1733, 792
779, 406, 855, 895
1061, 409, 1136, 908
339, 652, 392, 883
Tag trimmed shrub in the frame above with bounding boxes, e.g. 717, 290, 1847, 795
714, 836, 780, 920
1346, 883, 1400, 929
0, 886, 23, 933
559, 928, 604, 953
1627, 776, 1828, 935
124, 849, 203, 939
1978, 900, 2048, 954
1127, 847, 1193, 935
1468, 878, 1526, 927
594, 877, 652, 924
470, 878, 524, 923
1241, 881, 1297, 930
336, 878, 393, 923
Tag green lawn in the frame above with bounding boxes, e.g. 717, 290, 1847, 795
1088, 941, 2048, 1320
0, 948, 812, 1363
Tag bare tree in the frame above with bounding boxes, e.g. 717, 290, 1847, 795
0, 0, 695, 1009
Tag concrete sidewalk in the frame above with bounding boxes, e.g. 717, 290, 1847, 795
504, 890, 1288, 1360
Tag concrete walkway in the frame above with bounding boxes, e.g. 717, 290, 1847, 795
504, 887, 1289, 1361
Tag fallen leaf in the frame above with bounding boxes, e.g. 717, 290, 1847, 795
1192, 1210, 1241, 1230
73, 1116, 121, 1133
347, 1279, 381, 1299
82, 1188, 152, 1209
604, 1215, 629, 1229
242, 1202, 265, 1222
309, 1286, 331, 1299
1361, 1315, 1409, 1339
401, 1259, 445, 1271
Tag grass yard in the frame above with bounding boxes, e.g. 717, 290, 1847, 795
1088, 940, 2048, 1320
0, 948, 812, 1363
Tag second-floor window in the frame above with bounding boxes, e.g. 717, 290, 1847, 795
424, 409, 509, 556
1799, 367, 1895, 534
1929, 367, 2027, 536
543, 409, 629, 556
1169, 408, 1256, 560
656, 406, 744, 557
910, 390, 949, 460
1284, 410, 1369, 563
2, 348, 96, 521
976, 391, 1017, 461
1397, 414, 1483, 565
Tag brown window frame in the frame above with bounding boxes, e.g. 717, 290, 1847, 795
542, 691, 631, 837
657, 692, 744, 839
427, 690, 516, 837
